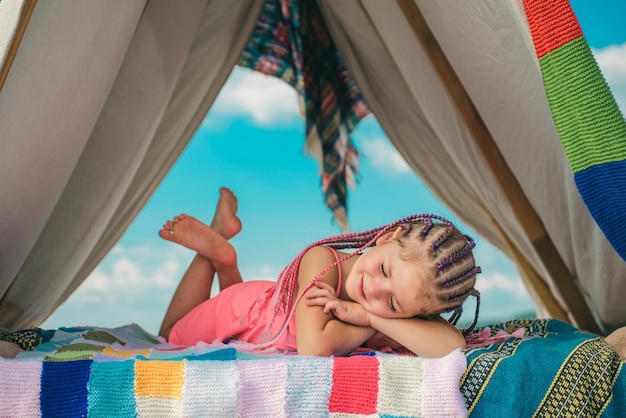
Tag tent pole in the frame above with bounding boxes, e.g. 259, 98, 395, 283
0, 0, 37, 92
487, 209, 569, 322
397, 0, 601, 334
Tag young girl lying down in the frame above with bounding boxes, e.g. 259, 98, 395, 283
158, 188, 481, 358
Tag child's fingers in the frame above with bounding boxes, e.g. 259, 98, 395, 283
305, 294, 332, 306
305, 288, 332, 300
323, 300, 342, 313
306, 283, 336, 300
314, 280, 336, 293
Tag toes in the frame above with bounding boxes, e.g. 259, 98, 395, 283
173, 214, 187, 223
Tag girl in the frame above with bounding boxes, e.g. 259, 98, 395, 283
158, 188, 481, 358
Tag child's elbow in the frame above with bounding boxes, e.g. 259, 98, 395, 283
453, 332, 467, 350
431, 331, 466, 357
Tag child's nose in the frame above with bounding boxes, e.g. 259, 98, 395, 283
370, 277, 389, 298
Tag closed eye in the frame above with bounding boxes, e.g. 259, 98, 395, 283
380, 263, 387, 277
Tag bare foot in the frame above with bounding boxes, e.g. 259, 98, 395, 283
211, 187, 242, 239
159, 215, 236, 266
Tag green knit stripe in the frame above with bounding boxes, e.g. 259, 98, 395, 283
539, 36, 626, 173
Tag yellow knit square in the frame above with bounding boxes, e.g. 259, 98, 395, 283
101, 347, 151, 358
135, 360, 184, 399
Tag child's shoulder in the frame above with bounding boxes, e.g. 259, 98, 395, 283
298, 245, 341, 283
301, 245, 337, 263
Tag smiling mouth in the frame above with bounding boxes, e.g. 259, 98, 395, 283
359, 276, 366, 301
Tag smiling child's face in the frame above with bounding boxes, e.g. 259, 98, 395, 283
344, 234, 437, 319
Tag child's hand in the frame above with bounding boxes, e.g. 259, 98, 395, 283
305, 280, 370, 326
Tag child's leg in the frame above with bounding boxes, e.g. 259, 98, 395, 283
164, 187, 244, 291
211, 187, 242, 242
158, 216, 240, 338
207, 187, 243, 289
158, 188, 243, 339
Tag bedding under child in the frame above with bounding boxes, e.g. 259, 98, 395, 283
1, 319, 624, 417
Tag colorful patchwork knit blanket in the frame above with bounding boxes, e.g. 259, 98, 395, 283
1, 319, 625, 417
238, 0, 370, 231
0, 324, 467, 417
523, 0, 626, 261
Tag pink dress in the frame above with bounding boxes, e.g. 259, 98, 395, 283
169, 247, 343, 350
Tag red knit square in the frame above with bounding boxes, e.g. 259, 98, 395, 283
328, 356, 379, 414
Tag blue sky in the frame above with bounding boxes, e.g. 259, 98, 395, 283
43, 2, 626, 334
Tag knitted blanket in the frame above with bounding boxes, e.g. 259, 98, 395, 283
0, 324, 467, 417
2, 319, 623, 417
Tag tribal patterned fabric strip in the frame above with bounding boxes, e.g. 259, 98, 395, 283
523, 0, 626, 261
238, 0, 370, 231
461, 319, 626, 417
0, 327, 50, 351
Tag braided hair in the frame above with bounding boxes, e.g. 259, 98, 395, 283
258, 214, 481, 348
394, 218, 482, 334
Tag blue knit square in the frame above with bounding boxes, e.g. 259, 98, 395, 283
40, 359, 92, 417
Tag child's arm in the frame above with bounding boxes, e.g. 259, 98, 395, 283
294, 246, 377, 356
307, 280, 465, 358
366, 314, 466, 358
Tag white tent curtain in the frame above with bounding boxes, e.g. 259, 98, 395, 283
0, 0, 264, 330
1, 0, 625, 334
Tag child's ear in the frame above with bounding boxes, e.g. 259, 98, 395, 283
375, 226, 404, 245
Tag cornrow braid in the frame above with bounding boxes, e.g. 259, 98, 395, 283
413, 224, 482, 336
256, 214, 481, 348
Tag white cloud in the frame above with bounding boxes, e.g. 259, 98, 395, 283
593, 42, 626, 115
67, 245, 284, 308
69, 244, 187, 304
244, 264, 281, 282
359, 137, 412, 174
475, 271, 529, 297
210, 67, 301, 126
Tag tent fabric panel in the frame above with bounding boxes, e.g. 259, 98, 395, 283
0, 0, 146, 301
408, 0, 626, 332
402, 0, 626, 331
0, 0, 209, 329
0, 0, 265, 330
54, 0, 266, 311
520, 0, 626, 326
396, 0, 617, 331
0, 0, 205, 329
